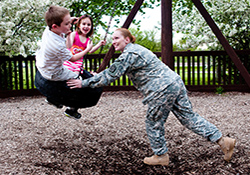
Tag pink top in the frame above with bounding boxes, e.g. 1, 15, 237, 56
63, 32, 90, 72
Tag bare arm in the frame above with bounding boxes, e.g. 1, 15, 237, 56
69, 40, 93, 62
66, 17, 78, 48
66, 32, 76, 49
89, 40, 106, 53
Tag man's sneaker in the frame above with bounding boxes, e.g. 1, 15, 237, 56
64, 108, 81, 120
45, 98, 63, 108
218, 137, 236, 161
143, 153, 169, 166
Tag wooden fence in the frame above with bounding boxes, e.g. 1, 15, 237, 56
0, 50, 250, 98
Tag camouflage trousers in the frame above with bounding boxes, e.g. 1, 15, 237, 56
145, 77, 222, 155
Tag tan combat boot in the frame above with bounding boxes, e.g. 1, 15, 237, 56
217, 137, 236, 161
143, 153, 169, 166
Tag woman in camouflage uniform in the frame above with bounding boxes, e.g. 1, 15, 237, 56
67, 28, 236, 166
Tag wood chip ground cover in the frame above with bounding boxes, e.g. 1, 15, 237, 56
0, 91, 249, 174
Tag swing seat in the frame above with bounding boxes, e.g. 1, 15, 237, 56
35, 70, 103, 108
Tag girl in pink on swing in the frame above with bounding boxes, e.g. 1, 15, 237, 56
64, 14, 106, 74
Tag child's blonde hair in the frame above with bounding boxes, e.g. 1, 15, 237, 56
115, 28, 136, 43
45, 5, 70, 30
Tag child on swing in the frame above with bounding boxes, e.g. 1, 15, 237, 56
64, 14, 106, 74
35, 5, 94, 119
63, 14, 106, 119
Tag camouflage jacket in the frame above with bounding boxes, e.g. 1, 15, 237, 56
81, 43, 179, 104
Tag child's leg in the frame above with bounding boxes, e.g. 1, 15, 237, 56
45, 97, 63, 108
64, 107, 81, 119
80, 69, 93, 80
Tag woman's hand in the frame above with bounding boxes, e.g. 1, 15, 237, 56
67, 79, 82, 89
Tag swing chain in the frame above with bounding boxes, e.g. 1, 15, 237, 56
94, 0, 118, 72
79, 0, 118, 74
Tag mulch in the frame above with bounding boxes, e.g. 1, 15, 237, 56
0, 91, 249, 174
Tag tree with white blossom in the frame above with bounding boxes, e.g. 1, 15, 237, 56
0, 0, 71, 57
172, 0, 250, 50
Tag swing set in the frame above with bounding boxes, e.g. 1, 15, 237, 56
35, 0, 250, 109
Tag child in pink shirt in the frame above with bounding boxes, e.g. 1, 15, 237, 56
63, 14, 106, 118
64, 14, 106, 74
